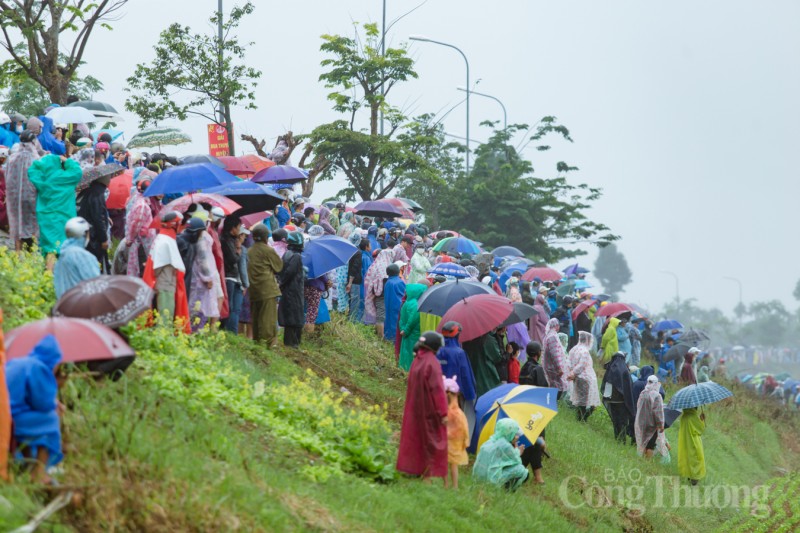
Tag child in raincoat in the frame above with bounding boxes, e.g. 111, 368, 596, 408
444, 376, 469, 489
472, 418, 529, 491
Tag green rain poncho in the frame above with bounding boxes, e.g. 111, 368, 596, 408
472, 418, 528, 491
398, 283, 427, 371
677, 407, 706, 481
27, 155, 83, 255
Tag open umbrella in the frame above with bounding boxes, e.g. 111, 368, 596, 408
68, 100, 123, 121
162, 193, 242, 216
52, 276, 153, 329
398, 197, 423, 212
46, 105, 97, 124
653, 319, 684, 332
492, 245, 524, 257
252, 165, 308, 184
562, 263, 590, 276
438, 294, 515, 342
381, 198, 416, 218
127, 127, 192, 150
181, 154, 224, 167
93, 128, 124, 141
596, 302, 634, 318
241, 154, 275, 173
499, 302, 537, 327
218, 155, 257, 177
521, 266, 562, 283
144, 163, 239, 197
427, 263, 470, 279
667, 382, 733, 410
677, 328, 711, 348
664, 408, 682, 428
469, 384, 559, 453
572, 299, 597, 320
76, 163, 125, 193
302, 235, 358, 278
432, 236, 481, 255
5, 318, 135, 363
417, 280, 493, 317
664, 342, 693, 363
205, 180, 284, 216
352, 200, 403, 218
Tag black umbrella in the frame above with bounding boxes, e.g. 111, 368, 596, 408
664, 408, 682, 428
181, 154, 225, 167
417, 279, 494, 317
353, 200, 402, 218
499, 302, 537, 327
492, 245, 524, 257
205, 181, 284, 216
677, 328, 711, 348
664, 342, 692, 363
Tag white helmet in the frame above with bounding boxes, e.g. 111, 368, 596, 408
65, 217, 91, 239
210, 206, 226, 221
0, 112, 9, 125
0, 146, 8, 158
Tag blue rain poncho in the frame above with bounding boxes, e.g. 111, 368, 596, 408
6, 335, 63, 466
54, 237, 101, 298
472, 418, 528, 491
436, 336, 477, 402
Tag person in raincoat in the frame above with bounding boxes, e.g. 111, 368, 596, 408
143, 211, 189, 332
528, 294, 550, 344
248, 224, 283, 346
363, 248, 394, 333
568, 331, 601, 421
600, 317, 621, 362
124, 177, 159, 276
680, 347, 700, 384
77, 172, 112, 273
632, 366, 665, 414
628, 321, 643, 366
4, 131, 40, 250
317, 206, 336, 235
5, 335, 64, 483
472, 418, 529, 491
27, 154, 83, 267
437, 321, 478, 432
278, 231, 306, 347
601, 352, 635, 443
383, 263, 406, 343
398, 284, 426, 371
409, 246, 431, 284
444, 376, 469, 489
396, 332, 448, 481
0, 310, 11, 482
678, 407, 706, 484
463, 333, 503, 397
617, 318, 632, 360
542, 319, 568, 397
698, 365, 710, 383
53, 217, 101, 299
634, 375, 665, 458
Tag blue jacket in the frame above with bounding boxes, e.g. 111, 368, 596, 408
6, 335, 62, 437
617, 325, 632, 356
276, 205, 290, 228
0, 124, 18, 147
437, 337, 477, 401
37, 116, 65, 155
54, 237, 101, 298
383, 276, 406, 342
631, 366, 665, 411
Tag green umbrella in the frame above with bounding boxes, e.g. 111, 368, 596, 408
127, 127, 192, 150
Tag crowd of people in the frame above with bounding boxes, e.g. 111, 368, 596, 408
0, 111, 714, 490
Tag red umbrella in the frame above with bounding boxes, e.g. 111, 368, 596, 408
595, 302, 634, 318
218, 156, 256, 177
106, 169, 133, 210
5, 318, 135, 363
521, 267, 562, 283
437, 294, 515, 342
572, 299, 597, 321
240, 211, 272, 228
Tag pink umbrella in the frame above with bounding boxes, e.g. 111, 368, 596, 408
6, 318, 135, 363
437, 294, 515, 342
521, 267, 562, 283
218, 156, 256, 177
595, 302, 634, 318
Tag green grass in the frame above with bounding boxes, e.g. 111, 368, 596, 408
2, 247, 800, 531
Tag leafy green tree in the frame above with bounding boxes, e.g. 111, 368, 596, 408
441, 121, 618, 262
0, 63, 103, 117
594, 243, 632, 299
125, 2, 261, 155
661, 298, 736, 346
0, 1, 125, 104
307, 23, 436, 200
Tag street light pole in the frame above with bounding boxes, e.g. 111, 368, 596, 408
409, 35, 470, 174
457, 87, 506, 130
660, 270, 680, 309
723, 276, 744, 329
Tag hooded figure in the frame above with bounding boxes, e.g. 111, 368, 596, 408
600, 317, 621, 362
35, 115, 65, 155
528, 294, 550, 345
634, 375, 665, 457
409, 247, 432, 285
4, 132, 40, 244
628, 322, 643, 366
27, 154, 83, 256
472, 418, 529, 491
437, 327, 477, 403
143, 213, 190, 333
680, 350, 699, 384
77, 175, 111, 273
568, 331, 601, 420
383, 264, 407, 343
248, 224, 283, 346
363, 248, 394, 325
698, 365, 710, 383
632, 366, 665, 411
542, 318, 568, 393
398, 284, 427, 371
5, 335, 64, 469
367, 225, 380, 253
601, 352, 635, 443
278, 233, 306, 347
463, 333, 503, 397
317, 206, 336, 235
617, 320, 632, 359
678, 407, 706, 482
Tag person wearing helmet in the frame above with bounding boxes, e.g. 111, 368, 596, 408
278, 231, 305, 347
396, 331, 449, 481
247, 223, 283, 346
27, 153, 83, 270
143, 211, 189, 331
181, 215, 222, 329
53, 217, 101, 299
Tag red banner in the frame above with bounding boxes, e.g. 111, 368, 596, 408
208, 123, 231, 157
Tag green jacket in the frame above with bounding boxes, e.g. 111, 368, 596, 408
464, 334, 503, 397
247, 242, 283, 301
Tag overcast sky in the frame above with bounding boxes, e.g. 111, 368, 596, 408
36, 0, 800, 315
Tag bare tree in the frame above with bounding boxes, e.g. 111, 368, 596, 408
0, 1, 127, 104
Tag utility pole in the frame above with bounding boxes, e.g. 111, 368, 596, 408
660, 270, 680, 310
379, 0, 387, 193
723, 276, 744, 330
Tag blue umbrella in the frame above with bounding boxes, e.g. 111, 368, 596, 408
428, 263, 470, 279
205, 180, 284, 215
563, 263, 590, 276
252, 165, 308, 184
666, 382, 733, 410
144, 163, 239, 197
181, 154, 225, 167
93, 128, 124, 141
417, 279, 494, 316
492, 245, 524, 257
653, 319, 684, 332
302, 235, 358, 278
498, 261, 530, 292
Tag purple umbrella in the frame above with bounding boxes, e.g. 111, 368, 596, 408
353, 200, 403, 218
251, 165, 308, 184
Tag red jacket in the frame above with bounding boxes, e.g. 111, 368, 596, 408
507, 357, 520, 384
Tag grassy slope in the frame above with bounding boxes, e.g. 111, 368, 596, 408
0, 253, 798, 531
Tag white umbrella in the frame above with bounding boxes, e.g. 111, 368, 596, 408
46, 106, 97, 124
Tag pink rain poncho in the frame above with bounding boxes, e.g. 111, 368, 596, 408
568, 331, 601, 408
634, 377, 665, 456
542, 318, 568, 391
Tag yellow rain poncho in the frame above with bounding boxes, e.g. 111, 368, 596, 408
677, 407, 706, 481
600, 317, 620, 362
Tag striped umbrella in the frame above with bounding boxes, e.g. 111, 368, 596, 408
667, 382, 733, 410
432, 236, 481, 255
127, 127, 192, 149
469, 384, 559, 453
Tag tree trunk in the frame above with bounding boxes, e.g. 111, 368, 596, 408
46, 74, 70, 106
224, 107, 235, 156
